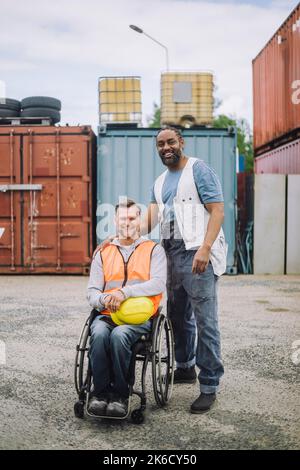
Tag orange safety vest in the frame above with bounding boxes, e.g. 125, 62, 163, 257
100, 240, 163, 316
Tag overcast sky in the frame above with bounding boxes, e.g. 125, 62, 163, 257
1, 0, 298, 131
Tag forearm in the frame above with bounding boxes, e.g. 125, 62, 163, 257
140, 203, 159, 236
122, 277, 165, 299
86, 289, 107, 310
203, 209, 224, 249
86, 253, 107, 310
140, 217, 150, 236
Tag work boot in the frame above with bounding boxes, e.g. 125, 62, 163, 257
106, 396, 129, 418
190, 393, 216, 414
88, 394, 108, 416
173, 366, 197, 384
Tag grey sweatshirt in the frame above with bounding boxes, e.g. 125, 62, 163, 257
87, 237, 167, 311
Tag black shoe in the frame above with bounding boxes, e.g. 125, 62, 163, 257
190, 393, 216, 414
173, 366, 197, 384
88, 394, 108, 416
106, 397, 129, 418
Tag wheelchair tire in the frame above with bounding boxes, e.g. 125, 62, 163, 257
74, 401, 84, 419
131, 409, 144, 424
74, 315, 90, 395
151, 314, 175, 407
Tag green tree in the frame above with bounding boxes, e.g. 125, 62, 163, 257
213, 114, 253, 171
147, 102, 161, 128
213, 84, 222, 114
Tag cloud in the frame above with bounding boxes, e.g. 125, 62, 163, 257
0, 0, 297, 131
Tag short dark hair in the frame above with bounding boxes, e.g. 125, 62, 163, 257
115, 198, 141, 215
156, 126, 183, 140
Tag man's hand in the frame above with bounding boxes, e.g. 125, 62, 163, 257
92, 235, 115, 258
104, 290, 126, 313
192, 244, 211, 274
103, 295, 112, 310
191, 202, 224, 274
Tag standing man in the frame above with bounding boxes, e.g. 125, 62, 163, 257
141, 126, 227, 413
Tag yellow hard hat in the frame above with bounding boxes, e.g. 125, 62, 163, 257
110, 312, 126, 326
111, 297, 154, 325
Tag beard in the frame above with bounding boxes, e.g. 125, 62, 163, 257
159, 148, 182, 167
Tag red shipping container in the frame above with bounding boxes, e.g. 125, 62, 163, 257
255, 137, 300, 174
0, 125, 96, 274
253, 2, 300, 152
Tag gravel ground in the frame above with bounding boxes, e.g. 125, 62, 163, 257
0, 274, 299, 450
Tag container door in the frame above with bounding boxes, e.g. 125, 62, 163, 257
22, 132, 92, 271
0, 133, 22, 270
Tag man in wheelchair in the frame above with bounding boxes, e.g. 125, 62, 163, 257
86, 198, 167, 417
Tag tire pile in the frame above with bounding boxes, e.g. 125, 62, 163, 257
0, 96, 61, 124
0, 98, 20, 118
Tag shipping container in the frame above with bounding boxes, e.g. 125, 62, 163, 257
98, 76, 142, 125
255, 137, 300, 174
161, 72, 214, 127
237, 172, 254, 233
97, 126, 237, 274
253, 2, 300, 153
0, 125, 96, 274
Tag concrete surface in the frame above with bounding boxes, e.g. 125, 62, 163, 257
0, 274, 299, 450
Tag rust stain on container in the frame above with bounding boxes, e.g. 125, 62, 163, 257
0, 126, 96, 274
253, 2, 300, 152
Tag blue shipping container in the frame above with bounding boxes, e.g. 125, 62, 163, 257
97, 126, 237, 274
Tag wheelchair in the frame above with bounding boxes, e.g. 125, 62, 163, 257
74, 307, 175, 424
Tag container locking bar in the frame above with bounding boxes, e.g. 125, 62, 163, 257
0, 184, 43, 192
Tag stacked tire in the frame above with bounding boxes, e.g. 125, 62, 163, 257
0, 98, 21, 117
21, 96, 61, 124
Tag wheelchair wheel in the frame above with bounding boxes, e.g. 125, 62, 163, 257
74, 315, 91, 396
131, 409, 145, 425
151, 314, 175, 407
74, 400, 84, 419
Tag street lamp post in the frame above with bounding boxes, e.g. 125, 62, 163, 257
129, 25, 169, 72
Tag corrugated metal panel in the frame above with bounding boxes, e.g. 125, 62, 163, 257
237, 172, 254, 233
255, 137, 300, 174
287, 175, 300, 274
254, 175, 286, 274
253, 2, 300, 151
0, 126, 96, 274
97, 127, 237, 274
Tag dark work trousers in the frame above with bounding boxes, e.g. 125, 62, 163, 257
163, 235, 224, 394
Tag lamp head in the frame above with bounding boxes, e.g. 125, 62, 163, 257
129, 24, 143, 33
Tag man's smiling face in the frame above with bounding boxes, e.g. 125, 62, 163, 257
156, 129, 184, 168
